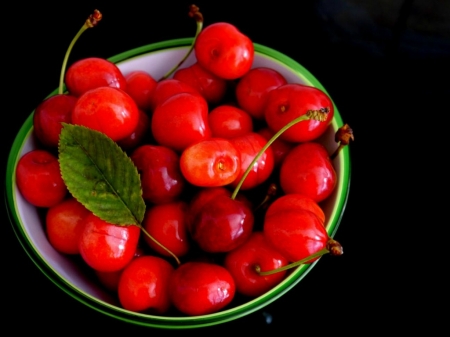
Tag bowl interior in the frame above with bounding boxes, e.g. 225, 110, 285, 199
5, 38, 350, 329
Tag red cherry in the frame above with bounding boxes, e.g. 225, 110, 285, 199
149, 78, 199, 111
169, 261, 235, 316
263, 209, 328, 263
266, 193, 325, 225
124, 70, 157, 111
190, 194, 254, 253
33, 94, 77, 148
45, 197, 90, 254
117, 109, 151, 151
194, 22, 254, 80
280, 142, 337, 203
130, 144, 185, 204
142, 201, 190, 257
16, 150, 67, 208
179, 138, 241, 187
236, 67, 287, 120
72, 87, 139, 142
229, 132, 275, 190
224, 231, 288, 297
208, 105, 253, 139
65, 57, 127, 97
118, 255, 174, 314
78, 213, 141, 272
151, 92, 211, 152
264, 83, 334, 143
173, 62, 227, 104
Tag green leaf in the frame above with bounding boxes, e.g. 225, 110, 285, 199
58, 123, 145, 226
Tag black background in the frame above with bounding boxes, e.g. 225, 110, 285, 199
3, 0, 449, 334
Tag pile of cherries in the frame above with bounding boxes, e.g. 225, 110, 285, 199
16, 9, 346, 317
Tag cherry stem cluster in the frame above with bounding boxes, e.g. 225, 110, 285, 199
231, 108, 329, 200
255, 238, 343, 276
159, 4, 204, 81
59, 9, 102, 95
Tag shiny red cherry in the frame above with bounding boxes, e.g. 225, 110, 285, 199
124, 70, 157, 111
208, 105, 253, 139
169, 261, 235, 316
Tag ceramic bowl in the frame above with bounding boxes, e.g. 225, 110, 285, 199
5, 37, 350, 329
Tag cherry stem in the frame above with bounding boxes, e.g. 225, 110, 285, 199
231, 108, 329, 200
159, 4, 204, 81
58, 9, 102, 95
138, 225, 181, 265
330, 123, 354, 160
255, 238, 343, 276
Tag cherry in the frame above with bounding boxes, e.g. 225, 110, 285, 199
190, 194, 254, 253
169, 261, 235, 316
118, 255, 174, 313
236, 67, 287, 120
16, 150, 67, 208
264, 83, 334, 143
265, 193, 325, 225
279, 142, 337, 203
257, 127, 294, 167
173, 62, 227, 104
71, 86, 140, 142
117, 109, 151, 151
179, 138, 241, 187
78, 213, 140, 272
124, 70, 157, 111
263, 209, 328, 263
208, 105, 253, 139
130, 144, 185, 204
149, 78, 200, 111
229, 132, 275, 190
33, 94, 77, 148
151, 92, 211, 152
194, 22, 254, 80
142, 201, 190, 257
65, 57, 127, 97
224, 231, 288, 297
45, 197, 90, 254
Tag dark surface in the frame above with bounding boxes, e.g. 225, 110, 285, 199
3, 0, 449, 334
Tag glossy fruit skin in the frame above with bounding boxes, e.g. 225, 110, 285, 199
130, 145, 185, 204
280, 142, 337, 203
169, 261, 236, 316
65, 57, 127, 97
151, 92, 211, 152
224, 231, 288, 297
33, 94, 77, 148
257, 127, 293, 167
118, 255, 174, 313
265, 193, 325, 224
124, 70, 157, 111
190, 195, 254, 253
149, 78, 199, 111
142, 201, 190, 257
264, 83, 334, 143
78, 213, 141, 272
45, 197, 90, 254
229, 132, 275, 190
194, 22, 254, 80
117, 109, 151, 151
263, 209, 328, 263
173, 62, 227, 104
72, 87, 139, 142
180, 138, 240, 187
16, 150, 67, 208
236, 67, 287, 120
208, 105, 253, 139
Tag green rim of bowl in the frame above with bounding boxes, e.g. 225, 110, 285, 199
5, 37, 350, 329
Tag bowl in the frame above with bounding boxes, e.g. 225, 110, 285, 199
5, 37, 350, 329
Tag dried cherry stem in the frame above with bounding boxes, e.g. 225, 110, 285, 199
254, 183, 278, 211
159, 4, 204, 81
231, 108, 329, 200
139, 225, 181, 265
330, 123, 354, 160
255, 238, 343, 276
58, 9, 102, 95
